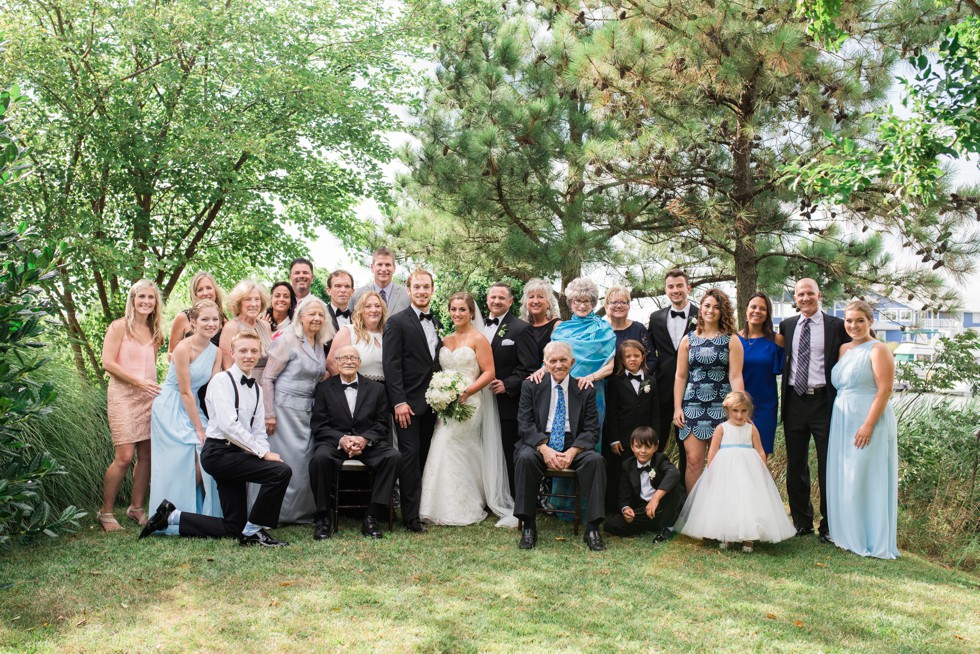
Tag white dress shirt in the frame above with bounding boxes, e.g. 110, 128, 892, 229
790, 310, 827, 390
638, 459, 654, 501
412, 305, 439, 359
668, 302, 692, 349
341, 375, 358, 415
331, 304, 351, 329
482, 312, 505, 341
545, 375, 571, 434
205, 364, 270, 458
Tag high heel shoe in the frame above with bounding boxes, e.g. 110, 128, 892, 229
98, 511, 124, 532
126, 506, 148, 526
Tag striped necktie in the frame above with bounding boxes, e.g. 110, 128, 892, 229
794, 317, 811, 396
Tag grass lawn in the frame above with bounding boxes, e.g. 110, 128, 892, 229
1, 514, 977, 653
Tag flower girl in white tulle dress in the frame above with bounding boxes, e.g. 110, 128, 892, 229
675, 391, 795, 552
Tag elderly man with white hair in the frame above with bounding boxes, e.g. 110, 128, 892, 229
514, 341, 607, 552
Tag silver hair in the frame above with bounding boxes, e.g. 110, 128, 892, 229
543, 340, 573, 360
564, 277, 599, 306
519, 278, 560, 321
292, 295, 334, 344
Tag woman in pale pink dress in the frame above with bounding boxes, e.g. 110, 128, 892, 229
98, 280, 164, 531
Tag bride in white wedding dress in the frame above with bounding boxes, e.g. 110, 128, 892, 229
420, 292, 518, 528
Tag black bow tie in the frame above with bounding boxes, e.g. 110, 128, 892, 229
485, 317, 500, 326
343, 381, 358, 390
670, 310, 686, 319
419, 311, 433, 322
626, 373, 643, 382
638, 463, 652, 473
336, 309, 351, 319
240, 375, 255, 388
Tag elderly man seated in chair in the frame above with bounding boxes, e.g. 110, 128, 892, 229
514, 341, 606, 551
308, 345, 401, 540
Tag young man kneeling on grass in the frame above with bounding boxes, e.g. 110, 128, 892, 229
140, 330, 292, 547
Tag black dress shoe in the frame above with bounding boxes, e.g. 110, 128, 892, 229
139, 499, 176, 539
404, 519, 428, 534
361, 515, 383, 539
239, 530, 289, 547
652, 528, 673, 543
818, 531, 832, 544
313, 518, 332, 540
519, 527, 537, 550
795, 526, 814, 537
583, 529, 606, 552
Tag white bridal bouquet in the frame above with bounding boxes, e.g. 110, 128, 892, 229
425, 371, 475, 423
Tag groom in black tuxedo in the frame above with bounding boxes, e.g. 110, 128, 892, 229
646, 269, 698, 478
308, 345, 401, 540
482, 282, 538, 495
779, 278, 850, 542
514, 341, 606, 552
382, 269, 442, 533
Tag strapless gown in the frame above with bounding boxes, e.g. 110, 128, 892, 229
420, 346, 517, 527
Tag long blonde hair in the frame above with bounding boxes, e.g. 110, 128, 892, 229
124, 279, 164, 346
188, 272, 226, 312
351, 291, 388, 344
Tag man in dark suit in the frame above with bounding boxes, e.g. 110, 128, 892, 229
308, 345, 401, 540
482, 282, 539, 495
604, 426, 684, 540
324, 269, 355, 355
514, 341, 606, 552
779, 278, 850, 542
382, 269, 441, 533
646, 269, 698, 478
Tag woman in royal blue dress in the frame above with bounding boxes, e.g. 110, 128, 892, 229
673, 288, 744, 492
827, 301, 898, 559
149, 300, 224, 533
737, 292, 784, 455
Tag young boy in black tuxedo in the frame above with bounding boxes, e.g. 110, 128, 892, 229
604, 426, 685, 541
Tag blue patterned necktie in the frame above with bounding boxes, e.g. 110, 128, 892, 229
379, 288, 387, 304
548, 384, 567, 451
794, 317, 811, 396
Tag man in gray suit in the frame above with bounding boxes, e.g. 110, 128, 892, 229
351, 246, 410, 315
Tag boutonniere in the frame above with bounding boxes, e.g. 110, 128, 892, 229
650, 468, 656, 480
437, 324, 450, 339
640, 380, 652, 394
687, 316, 697, 331
496, 322, 508, 339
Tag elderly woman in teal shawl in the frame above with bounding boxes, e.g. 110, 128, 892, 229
531, 277, 617, 518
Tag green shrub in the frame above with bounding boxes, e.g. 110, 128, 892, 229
896, 398, 979, 570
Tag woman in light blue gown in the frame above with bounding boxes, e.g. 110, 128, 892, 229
150, 300, 224, 534
827, 300, 898, 559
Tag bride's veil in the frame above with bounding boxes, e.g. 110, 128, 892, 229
472, 301, 519, 527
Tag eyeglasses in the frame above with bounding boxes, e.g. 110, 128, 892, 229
335, 355, 361, 363
606, 301, 629, 307
569, 298, 594, 307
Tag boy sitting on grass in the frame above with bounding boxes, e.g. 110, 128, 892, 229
604, 426, 685, 542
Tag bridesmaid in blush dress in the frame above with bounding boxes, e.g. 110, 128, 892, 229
220, 280, 273, 383
149, 300, 224, 535
737, 292, 784, 455
99, 280, 164, 531
827, 301, 898, 559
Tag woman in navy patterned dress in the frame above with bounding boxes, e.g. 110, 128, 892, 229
673, 288, 744, 491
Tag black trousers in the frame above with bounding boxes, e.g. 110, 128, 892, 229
394, 409, 436, 523
499, 415, 519, 497
513, 446, 606, 525
783, 390, 831, 534
604, 487, 686, 536
603, 448, 629, 514
308, 441, 401, 516
179, 440, 292, 538
657, 398, 686, 480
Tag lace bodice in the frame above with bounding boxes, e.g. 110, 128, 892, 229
439, 346, 480, 384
